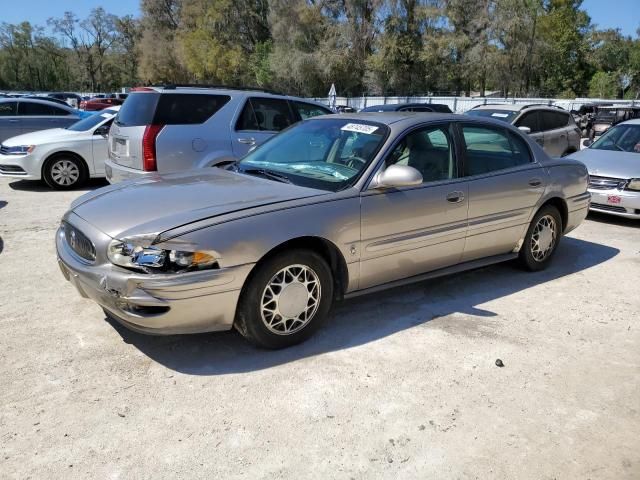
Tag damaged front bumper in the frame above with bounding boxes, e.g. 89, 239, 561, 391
56, 214, 254, 335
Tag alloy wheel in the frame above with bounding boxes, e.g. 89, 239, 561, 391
50, 159, 80, 186
530, 214, 557, 262
260, 264, 321, 335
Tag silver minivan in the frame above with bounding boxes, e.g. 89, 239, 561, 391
105, 86, 332, 182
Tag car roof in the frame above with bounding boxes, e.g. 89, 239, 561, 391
361, 103, 449, 111
0, 97, 74, 109
619, 118, 640, 125
131, 86, 329, 109
311, 111, 462, 126
472, 103, 570, 114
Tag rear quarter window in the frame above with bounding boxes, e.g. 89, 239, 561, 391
115, 93, 230, 126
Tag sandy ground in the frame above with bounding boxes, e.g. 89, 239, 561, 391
0, 177, 638, 480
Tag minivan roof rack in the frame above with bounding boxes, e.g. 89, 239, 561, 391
150, 84, 284, 95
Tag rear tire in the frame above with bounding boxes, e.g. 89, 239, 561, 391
518, 205, 562, 271
43, 155, 88, 190
235, 249, 333, 349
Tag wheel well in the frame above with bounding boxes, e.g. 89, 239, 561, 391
540, 197, 568, 232
252, 236, 349, 300
42, 151, 88, 177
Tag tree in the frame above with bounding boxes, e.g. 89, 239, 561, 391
49, 8, 120, 91
588, 71, 618, 98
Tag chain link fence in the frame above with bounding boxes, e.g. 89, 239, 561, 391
311, 96, 638, 113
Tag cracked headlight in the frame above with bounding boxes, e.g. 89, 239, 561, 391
107, 239, 218, 273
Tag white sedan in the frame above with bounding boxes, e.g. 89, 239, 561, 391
0, 107, 119, 189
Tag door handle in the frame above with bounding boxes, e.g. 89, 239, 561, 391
528, 178, 542, 187
8, 119, 19, 123
446, 191, 465, 203
238, 137, 256, 145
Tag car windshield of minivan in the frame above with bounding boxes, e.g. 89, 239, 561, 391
237, 119, 388, 192
466, 109, 518, 123
67, 110, 116, 131
590, 124, 640, 153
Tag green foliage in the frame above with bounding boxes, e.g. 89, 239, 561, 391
0, 0, 638, 98
589, 71, 619, 98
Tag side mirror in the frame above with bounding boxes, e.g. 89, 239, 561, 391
583, 139, 593, 147
94, 124, 110, 136
518, 126, 532, 135
371, 164, 423, 189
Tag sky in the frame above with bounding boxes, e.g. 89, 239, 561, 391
0, 0, 638, 38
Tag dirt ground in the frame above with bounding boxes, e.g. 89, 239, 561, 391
0, 177, 638, 479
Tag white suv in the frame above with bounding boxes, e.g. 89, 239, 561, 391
105, 85, 331, 183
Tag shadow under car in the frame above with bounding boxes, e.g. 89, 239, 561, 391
103, 236, 619, 376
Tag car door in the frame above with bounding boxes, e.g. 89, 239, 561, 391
539, 110, 569, 156
359, 122, 468, 289
232, 97, 296, 157
91, 117, 114, 175
17, 101, 62, 134
0, 101, 20, 142
514, 110, 544, 149
459, 123, 545, 262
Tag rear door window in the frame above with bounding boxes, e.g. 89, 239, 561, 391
18, 102, 61, 116
291, 101, 331, 120
461, 124, 532, 176
236, 97, 295, 132
540, 111, 568, 131
0, 102, 17, 116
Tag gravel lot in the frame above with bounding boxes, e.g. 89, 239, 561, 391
1, 177, 638, 479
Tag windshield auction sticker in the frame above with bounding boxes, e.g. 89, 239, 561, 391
491, 113, 510, 118
341, 123, 379, 134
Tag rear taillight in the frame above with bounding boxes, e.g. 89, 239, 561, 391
142, 125, 163, 171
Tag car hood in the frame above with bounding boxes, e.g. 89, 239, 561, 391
70, 168, 330, 239
1, 128, 85, 146
569, 148, 640, 179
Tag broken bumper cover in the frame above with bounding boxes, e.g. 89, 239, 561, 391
56, 223, 254, 335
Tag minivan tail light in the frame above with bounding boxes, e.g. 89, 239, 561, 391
142, 125, 163, 171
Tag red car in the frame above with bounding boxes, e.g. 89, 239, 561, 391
80, 94, 128, 111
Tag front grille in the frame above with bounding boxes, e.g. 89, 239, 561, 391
0, 145, 9, 155
64, 222, 96, 262
588, 175, 626, 190
0, 164, 26, 174
590, 203, 627, 213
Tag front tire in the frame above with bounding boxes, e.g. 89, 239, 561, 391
235, 249, 333, 349
43, 155, 88, 190
518, 205, 562, 271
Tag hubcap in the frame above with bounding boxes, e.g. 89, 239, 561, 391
531, 214, 557, 262
51, 160, 79, 186
260, 264, 321, 335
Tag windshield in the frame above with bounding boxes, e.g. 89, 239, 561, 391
466, 109, 518, 123
237, 118, 388, 192
590, 124, 640, 153
67, 109, 116, 131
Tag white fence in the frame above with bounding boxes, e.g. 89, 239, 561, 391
311, 96, 639, 113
